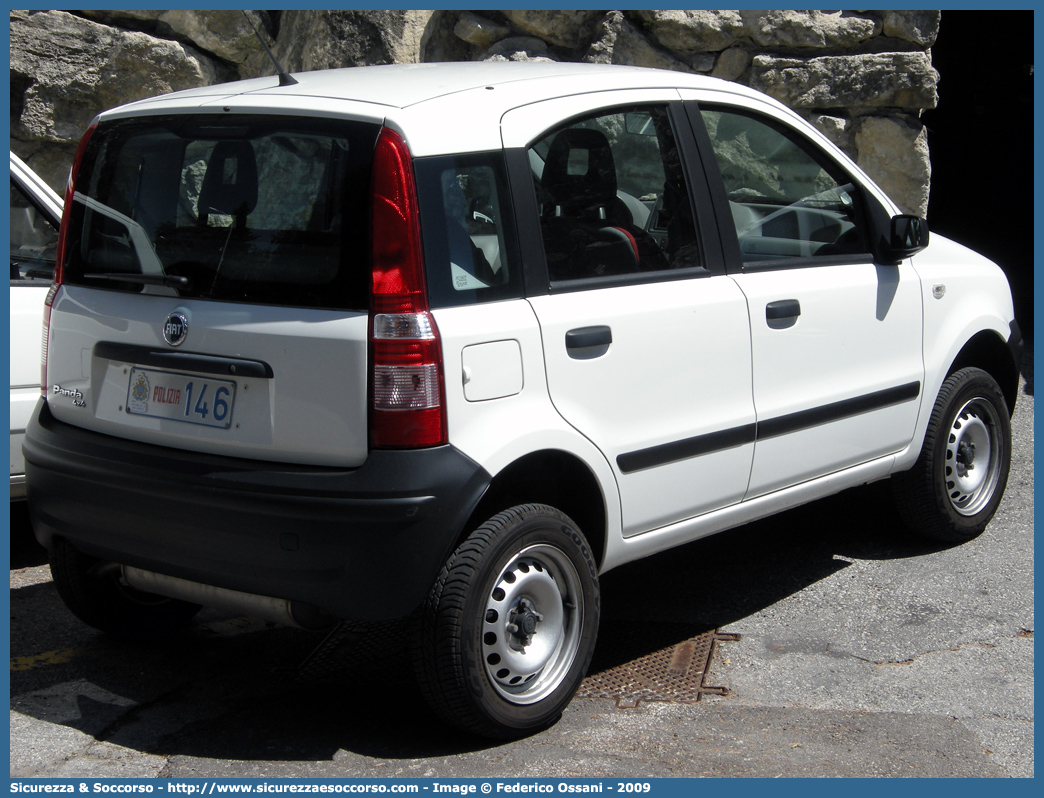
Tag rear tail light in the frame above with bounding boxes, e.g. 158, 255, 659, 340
40, 284, 58, 396
43, 122, 96, 395
369, 128, 447, 448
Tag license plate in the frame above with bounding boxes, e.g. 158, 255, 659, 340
126, 367, 236, 429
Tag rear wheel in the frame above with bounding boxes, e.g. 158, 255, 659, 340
892, 368, 1011, 543
49, 537, 201, 637
416, 504, 599, 738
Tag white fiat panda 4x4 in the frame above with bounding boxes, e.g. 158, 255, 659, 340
25, 62, 1021, 738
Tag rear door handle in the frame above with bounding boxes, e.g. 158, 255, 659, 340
565, 325, 612, 360
766, 299, 801, 320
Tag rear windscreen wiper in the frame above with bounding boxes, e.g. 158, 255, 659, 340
20, 268, 56, 280
83, 273, 191, 289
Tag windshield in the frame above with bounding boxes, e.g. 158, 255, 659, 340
61, 115, 381, 310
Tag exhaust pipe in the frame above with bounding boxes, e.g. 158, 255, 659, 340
121, 566, 336, 630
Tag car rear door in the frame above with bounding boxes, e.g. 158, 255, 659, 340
682, 95, 924, 498
503, 93, 756, 538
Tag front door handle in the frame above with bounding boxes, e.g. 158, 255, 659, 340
566, 325, 612, 360
766, 299, 801, 320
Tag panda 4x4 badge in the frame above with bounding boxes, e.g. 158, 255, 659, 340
51, 385, 86, 408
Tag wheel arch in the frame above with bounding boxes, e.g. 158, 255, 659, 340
463, 450, 608, 571
948, 329, 1020, 417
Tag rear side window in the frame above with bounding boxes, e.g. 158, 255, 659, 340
63, 115, 381, 310
415, 153, 523, 308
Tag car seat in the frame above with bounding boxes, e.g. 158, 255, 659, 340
198, 141, 259, 229
538, 128, 666, 280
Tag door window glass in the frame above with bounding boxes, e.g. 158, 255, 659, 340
529, 106, 700, 282
414, 153, 523, 308
10, 180, 58, 284
700, 108, 868, 263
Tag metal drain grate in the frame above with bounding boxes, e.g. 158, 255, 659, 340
293, 620, 739, 710
577, 628, 739, 708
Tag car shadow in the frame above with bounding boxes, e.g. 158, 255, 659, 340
10, 480, 952, 762
1019, 345, 1033, 396
9, 502, 48, 569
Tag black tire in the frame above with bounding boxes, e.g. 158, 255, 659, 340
416, 504, 600, 739
892, 367, 1011, 543
49, 537, 201, 637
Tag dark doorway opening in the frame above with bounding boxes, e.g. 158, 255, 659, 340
924, 11, 1034, 338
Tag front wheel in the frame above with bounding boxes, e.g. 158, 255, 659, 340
416, 504, 600, 738
892, 368, 1011, 543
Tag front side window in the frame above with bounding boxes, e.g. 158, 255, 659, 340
529, 105, 700, 283
700, 107, 869, 264
62, 115, 381, 310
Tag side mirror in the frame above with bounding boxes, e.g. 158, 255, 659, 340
888, 214, 929, 261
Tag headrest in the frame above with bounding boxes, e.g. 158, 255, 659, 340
541, 128, 618, 214
198, 140, 258, 220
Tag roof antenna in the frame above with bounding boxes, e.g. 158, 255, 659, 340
242, 11, 298, 87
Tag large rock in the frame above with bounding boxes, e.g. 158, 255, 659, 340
453, 11, 511, 49
481, 36, 557, 63
808, 113, 853, 157
422, 10, 476, 63
740, 10, 880, 49
636, 10, 745, 54
500, 10, 601, 50
80, 10, 270, 65
750, 53, 938, 111
855, 115, 931, 216
712, 47, 751, 81
584, 11, 694, 73
259, 10, 432, 75
883, 11, 941, 48
10, 10, 218, 145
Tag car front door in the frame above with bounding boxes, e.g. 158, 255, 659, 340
685, 98, 924, 498
503, 94, 756, 537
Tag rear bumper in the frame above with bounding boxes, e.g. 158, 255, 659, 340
24, 400, 490, 621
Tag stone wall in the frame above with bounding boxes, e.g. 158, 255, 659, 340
10, 9, 939, 215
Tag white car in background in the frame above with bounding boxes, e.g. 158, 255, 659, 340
10, 151, 62, 499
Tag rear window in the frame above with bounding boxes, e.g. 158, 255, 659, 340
62, 115, 381, 310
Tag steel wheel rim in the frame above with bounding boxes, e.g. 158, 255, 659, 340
944, 397, 1002, 516
481, 543, 584, 705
